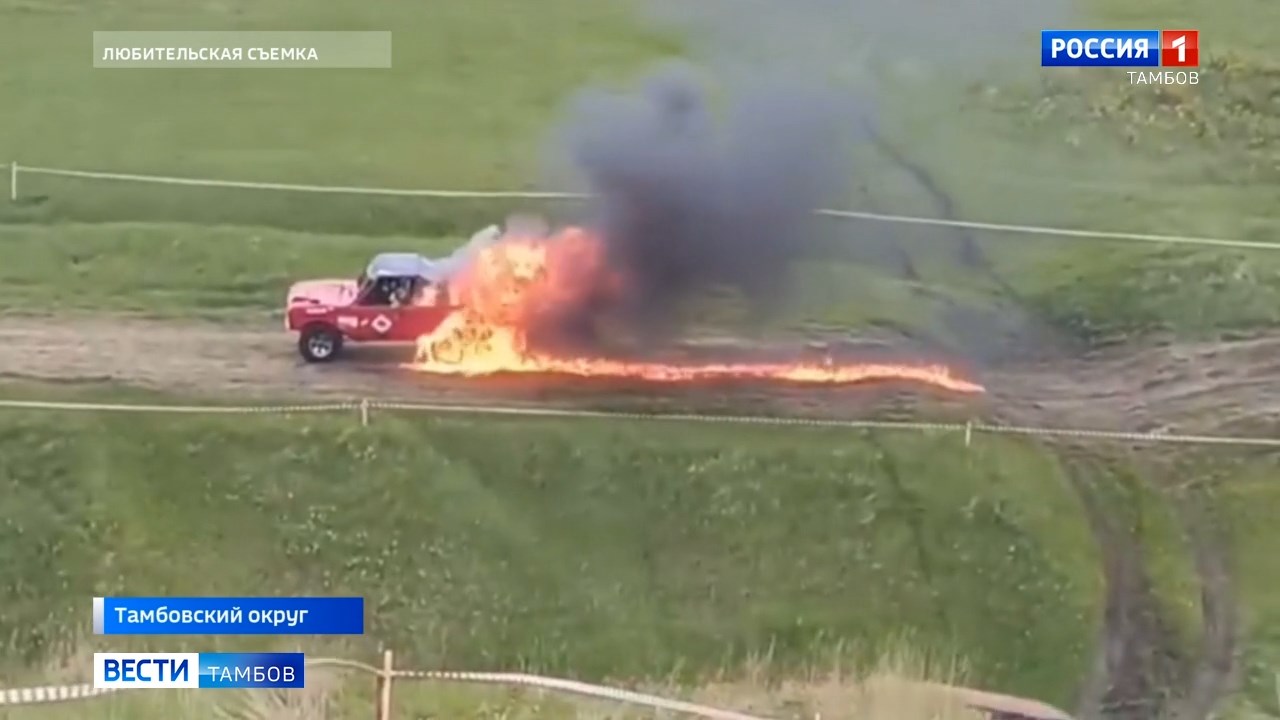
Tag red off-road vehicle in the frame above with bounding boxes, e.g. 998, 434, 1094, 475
285, 252, 459, 362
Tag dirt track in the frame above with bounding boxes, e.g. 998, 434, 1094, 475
992, 335, 1280, 437
0, 316, 426, 400
1, 314, 1276, 720
0, 315, 983, 416
1, 316, 1276, 435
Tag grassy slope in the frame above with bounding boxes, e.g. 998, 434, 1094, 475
1184, 453, 1280, 717
0, 0, 676, 237
0, 222, 988, 344
0, 399, 1100, 706
881, 0, 1280, 345
5, 219, 1278, 343
0, 0, 673, 187
0, 223, 455, 319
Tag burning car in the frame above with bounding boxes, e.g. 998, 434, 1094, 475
284, 252, 454, 362
282, 217, 985, 394
284, 225, 502, 362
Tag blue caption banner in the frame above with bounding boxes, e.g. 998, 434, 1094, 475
200, 652, 305, 689
93, 597, 364, 635
1041, 29, 1160, 67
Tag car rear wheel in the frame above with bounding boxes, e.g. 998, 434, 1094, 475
299, 324, 343, 363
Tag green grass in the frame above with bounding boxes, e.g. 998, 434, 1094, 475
936, 63, 1280, 342
0, 221, 1001, 342
0, 0, 672, 187
0, 222, 456, 319
871, 4, 1280, 345
1005, 244, 1280, 343
1184, 453, 1280, 717
0, 0, 674, 236
0, 393, 1101, 706
7, 218, 1279, 346
19, 211, 1277, 348
1078, 459, 1204, 653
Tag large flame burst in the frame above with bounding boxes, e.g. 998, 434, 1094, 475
409, 227, 984, 394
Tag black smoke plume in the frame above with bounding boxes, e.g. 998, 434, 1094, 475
551, 61, 862, 339
536, 0, 1071, 353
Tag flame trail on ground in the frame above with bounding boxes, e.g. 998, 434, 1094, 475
406, 226, 984, 394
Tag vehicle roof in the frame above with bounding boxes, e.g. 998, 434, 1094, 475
365, 252, 439, 280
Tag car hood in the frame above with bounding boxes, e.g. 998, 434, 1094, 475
287, 279, 359, 307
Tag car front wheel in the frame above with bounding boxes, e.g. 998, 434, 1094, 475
299, 324, 343, 363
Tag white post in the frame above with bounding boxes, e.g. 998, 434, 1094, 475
964, 420, 973, 447
360, 398, 370, 427
9, 161, 16, 202
376, 649, 394, 720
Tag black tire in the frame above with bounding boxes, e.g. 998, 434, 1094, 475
299, 324, 343, 363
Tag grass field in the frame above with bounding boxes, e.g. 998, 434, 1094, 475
1178, 452, 1280, 716
2, 0, 1279, 717
0, 0, 673, 186
0, 221, 1008, 346
5, 221, 1280, 346
0, 400, 1101, 706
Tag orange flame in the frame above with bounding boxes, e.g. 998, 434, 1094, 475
410, 226, 984, 394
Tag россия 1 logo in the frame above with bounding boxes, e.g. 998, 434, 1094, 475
1041, 29, 1199, 85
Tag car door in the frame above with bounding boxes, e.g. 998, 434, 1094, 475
386, 279, 456, 341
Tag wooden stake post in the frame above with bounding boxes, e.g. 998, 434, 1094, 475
376, 649, 393, 720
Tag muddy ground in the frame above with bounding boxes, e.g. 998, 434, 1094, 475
0, 313, 1276, 720
0, 316, 1275, 435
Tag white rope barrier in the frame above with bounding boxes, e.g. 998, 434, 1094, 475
13, 163, 582, 199
0, 674, 767, 719
812, 208, 1280, 251
0, 397, 1275, 448
8, 161, 1276, 251
0, 683, 120, 706
0, 399, 358, 414
397, 669, 772, 720
0, 658, 1077, 720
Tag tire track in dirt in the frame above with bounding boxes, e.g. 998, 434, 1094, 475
1170, 487, 1238, 720
1037, 447, 1184, 720
0, 316, 979, 416
863, 129, 1078, 366
991, 373, 1250, 720
866, 133, 1241, 720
